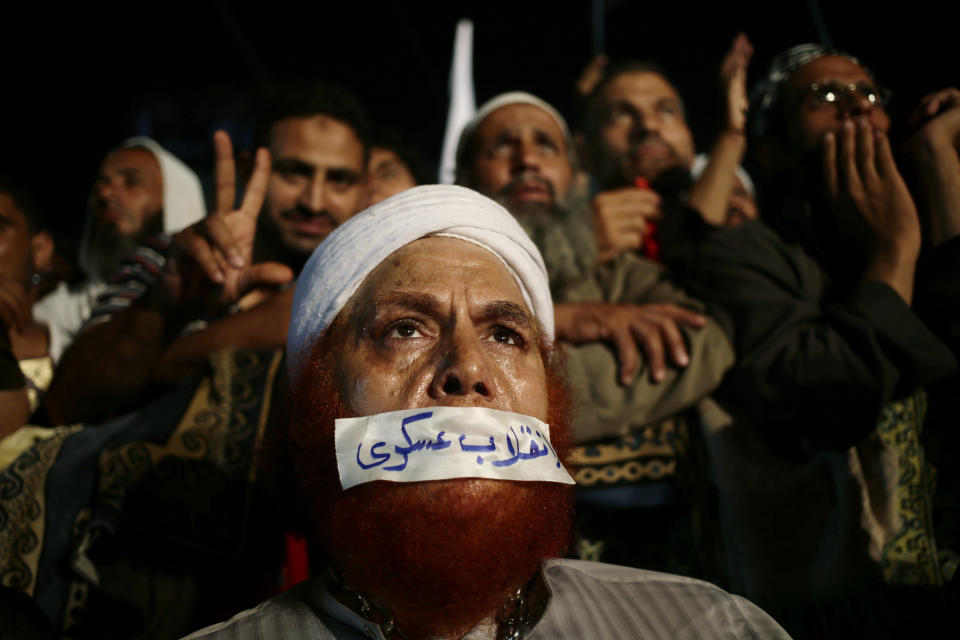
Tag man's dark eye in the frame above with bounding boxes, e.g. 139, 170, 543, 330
328, 172, 360, 188
388, 322, 423, 339
488, 327, 521, 346
658, 103, 679, 117
537, 136, 559, 154
491, 139, 513, 155
607, 106, 633, 124
278, 170, 307, 183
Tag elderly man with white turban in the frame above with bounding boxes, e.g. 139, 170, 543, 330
455, 90, 734, 435
455, 89, 735, 573
183, 184, 790, 640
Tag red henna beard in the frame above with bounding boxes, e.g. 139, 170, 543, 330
285, 335, 575, 639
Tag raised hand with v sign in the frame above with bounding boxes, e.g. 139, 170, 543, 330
158, 131, 294, 316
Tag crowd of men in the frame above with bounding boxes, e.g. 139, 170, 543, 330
1, 33, 958, 640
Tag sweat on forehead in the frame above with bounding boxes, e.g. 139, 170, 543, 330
286, 185, 554, 380
335, 237, 539, 366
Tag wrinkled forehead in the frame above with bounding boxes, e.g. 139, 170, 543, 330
369, 147, 403, 166
479, 104, 568, 142
268, 114, 365, 166
346, 236, 531, 321
601, 70, 681, 106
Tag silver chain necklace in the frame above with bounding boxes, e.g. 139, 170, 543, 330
330, 572, 546, 640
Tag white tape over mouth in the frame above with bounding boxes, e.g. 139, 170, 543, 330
335, 406, 575, 490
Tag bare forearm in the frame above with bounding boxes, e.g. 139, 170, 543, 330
151, 292, 292, 383
688, 130, 746, 226
911, 138, 960, 246
45, 306, 167, 424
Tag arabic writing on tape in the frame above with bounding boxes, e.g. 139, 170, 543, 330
335, 406, 575, 489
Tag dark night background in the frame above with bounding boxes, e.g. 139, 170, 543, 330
2, 0, 956, 260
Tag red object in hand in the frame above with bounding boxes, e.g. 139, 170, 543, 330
634, 178, 661, 262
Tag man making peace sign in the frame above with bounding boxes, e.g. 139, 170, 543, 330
45, 84, 372, 425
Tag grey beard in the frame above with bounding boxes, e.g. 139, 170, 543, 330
503, 189, 598, 297
81, 214, 163, 282
84, 227, 143, 281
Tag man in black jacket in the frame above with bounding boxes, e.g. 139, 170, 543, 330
671, 44, 959, 639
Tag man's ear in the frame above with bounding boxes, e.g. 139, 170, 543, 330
30, 231, 54, 274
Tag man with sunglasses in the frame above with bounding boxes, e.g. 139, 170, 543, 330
668, 44, 960, 639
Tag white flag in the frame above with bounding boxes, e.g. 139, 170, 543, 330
438, 19, 476, 184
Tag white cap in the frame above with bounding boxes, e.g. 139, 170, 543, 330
287, 184, 553, 380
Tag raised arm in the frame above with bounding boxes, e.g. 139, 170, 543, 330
905, 89, 960, 361
688, 33, 753, 226
904, 88, 960, 246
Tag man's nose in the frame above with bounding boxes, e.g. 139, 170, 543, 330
511, 140, 541, 174
630, 109, 659, 139
844, 91, 877, 119
96, 177, 118, 200
299, 175, 325, 212
430, 327, 495, 402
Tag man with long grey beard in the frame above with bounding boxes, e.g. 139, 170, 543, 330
456, 93, 733, 572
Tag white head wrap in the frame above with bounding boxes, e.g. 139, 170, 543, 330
454, 91, 571, 181
287, 184, 553, 379
79, 137, 207, 279
120, 136, 207, 233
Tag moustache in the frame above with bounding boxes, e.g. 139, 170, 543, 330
498, 174, 556, 200
629, 133, 678, 157
280, 206, 338, 224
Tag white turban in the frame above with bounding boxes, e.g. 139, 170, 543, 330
121, 136, 207, 233
287, 184, 553, 379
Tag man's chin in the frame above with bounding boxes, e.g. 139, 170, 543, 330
322, 477, 573, 639
287, 230, 330, 251
282, 333, 577, 637
625, 159, 676, 184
